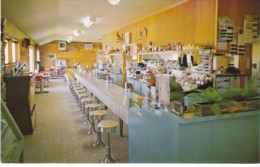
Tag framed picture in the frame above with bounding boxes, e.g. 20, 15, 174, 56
47, 54, 56, 59
58, 41, 66, 50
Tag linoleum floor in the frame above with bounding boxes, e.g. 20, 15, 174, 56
23, 77, 128, 163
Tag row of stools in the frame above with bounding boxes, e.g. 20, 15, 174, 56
64, 74, 118, 163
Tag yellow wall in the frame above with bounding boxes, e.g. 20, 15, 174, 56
102, 0, 217, 50
39, 41, 102, 68
4, 18, 37, 68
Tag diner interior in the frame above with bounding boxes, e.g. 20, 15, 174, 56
1, 0, 260, 165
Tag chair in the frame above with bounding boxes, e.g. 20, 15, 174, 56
35, 75, 48, 94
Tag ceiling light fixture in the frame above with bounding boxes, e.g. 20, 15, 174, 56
84, 16, 97, 28
66, 36, 73, 43
108, 0, 120, 5
73, 30, 81, 37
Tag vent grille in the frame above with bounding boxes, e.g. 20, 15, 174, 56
84, 44, 93, 49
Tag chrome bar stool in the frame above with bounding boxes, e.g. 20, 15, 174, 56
81, 97, 96, 119
74, 88, 86, 102
77, 92, 89, 105
85, 103, 105, 134
98, 120, 118, 163
90, 110, 108, 147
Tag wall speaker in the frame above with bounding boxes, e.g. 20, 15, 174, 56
22, 38, 31, 47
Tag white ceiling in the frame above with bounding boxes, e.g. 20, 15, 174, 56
2, 0, 184, 46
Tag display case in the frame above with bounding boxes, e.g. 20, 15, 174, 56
212, 73, 247, 92
1, 100, 24, 163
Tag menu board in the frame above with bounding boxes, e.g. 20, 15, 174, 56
218, 16, 234, 42
244, 15, 258, 43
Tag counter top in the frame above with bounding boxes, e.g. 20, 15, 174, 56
130, 104, 260, 124
72, 69, 260, 124
72, 69, 143, 124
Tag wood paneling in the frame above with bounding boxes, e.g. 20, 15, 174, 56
4, 19, 37, 70
39, 41, 102, 68
218, 0, 260, 33
102, 0, 217, 50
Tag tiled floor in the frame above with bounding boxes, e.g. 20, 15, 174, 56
23, 77, 128, 163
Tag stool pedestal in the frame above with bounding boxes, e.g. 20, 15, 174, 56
90, 110, 108, 147
86, 103, 104, 134
103, 133, 114, 163
98, 120, 118, 163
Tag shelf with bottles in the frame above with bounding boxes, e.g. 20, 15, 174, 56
191, 49, 212, 74
123, 43, 141, 60
104, 52, 127, 86
138, 50, 181, 56
138, 50, 181, 70
168, 69, 213, 92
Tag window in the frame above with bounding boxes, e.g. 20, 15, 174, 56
4, 40, 9, 64
36, 49, 40, 62
12, 41, 17, 63
29, 47, 34, 73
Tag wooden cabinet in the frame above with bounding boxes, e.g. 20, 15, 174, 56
4, 75, 35, 135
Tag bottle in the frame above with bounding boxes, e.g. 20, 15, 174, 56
148, 41, 153, 51
167, 43, 172, 50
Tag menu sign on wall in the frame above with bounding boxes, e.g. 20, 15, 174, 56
244, 15, 258, 43
218, 16, 234, 42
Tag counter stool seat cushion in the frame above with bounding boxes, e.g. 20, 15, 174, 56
71, 84, 80, 87
74, 87, 84, 90
75, 89, 86, 94
85, 103, 103, 109
81, 97, 95, 103
78, 93, 89, 98
90, 110, 108, 117
73, 88, 84, 92
98, 120, 118, 133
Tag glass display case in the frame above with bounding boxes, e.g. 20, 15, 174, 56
1, 100, 24, 163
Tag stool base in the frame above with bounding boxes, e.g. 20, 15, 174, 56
93, 131, 104, 147
102, 155, 116, 163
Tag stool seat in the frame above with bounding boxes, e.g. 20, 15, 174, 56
74, 88, 84, 93
98, 120, 118, 133
75, 89, 86, 94
90, 110, 108, 117
81, 97, 95, 102
74, 87, 84, 90
72, 84, 80, 88
78, 93, 89, 98
85, 103, 103, 109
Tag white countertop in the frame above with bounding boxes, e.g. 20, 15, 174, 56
72, 69, 143, 124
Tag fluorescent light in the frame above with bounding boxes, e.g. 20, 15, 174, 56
108, 0, 120, 5
84, 16, 97, 28
66, 36, 73, 43
73, 30, 81, 37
